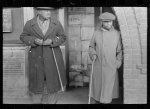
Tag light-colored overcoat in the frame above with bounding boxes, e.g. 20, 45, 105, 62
89, 27, 123, 103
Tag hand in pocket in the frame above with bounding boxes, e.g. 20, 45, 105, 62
116, 60, 122, 69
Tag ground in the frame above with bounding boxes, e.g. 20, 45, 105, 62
3, 87, 122, 104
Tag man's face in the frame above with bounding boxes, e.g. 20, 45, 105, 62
102, 21, 113, 30
37, 9, 51, 20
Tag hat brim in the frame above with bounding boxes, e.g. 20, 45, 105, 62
35, 7, 55, 10
101, 19, 114, 21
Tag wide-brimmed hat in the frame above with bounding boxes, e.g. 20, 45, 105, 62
99, 12, 116, 21
34, 7, 55, 10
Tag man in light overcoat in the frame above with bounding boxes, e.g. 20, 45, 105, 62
89, 12, 123, 104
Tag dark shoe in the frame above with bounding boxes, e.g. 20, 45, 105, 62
95, 101, 100, 104
99, 102, 111, 104
99, 102, 103, 104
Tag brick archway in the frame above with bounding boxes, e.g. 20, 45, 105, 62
113, 7, 147, 104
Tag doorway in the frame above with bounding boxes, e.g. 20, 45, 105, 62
65, 7, 124, 104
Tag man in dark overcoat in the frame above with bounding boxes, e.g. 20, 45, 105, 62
20, 7, 67, 104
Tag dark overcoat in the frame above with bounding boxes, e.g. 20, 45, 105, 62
20, 17, 67, 94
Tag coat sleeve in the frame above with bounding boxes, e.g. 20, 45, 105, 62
20, 21, 37, 47
116, 34, 123, 68
50, 21, 66, 47
88, 32, 97, 61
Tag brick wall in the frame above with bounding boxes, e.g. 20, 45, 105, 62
68, 7, 94, 87
68, 7, 94, 69
114, 7, 147, 104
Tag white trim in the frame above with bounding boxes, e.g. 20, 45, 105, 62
58, 8, 64, 28
23, 7, 34, 25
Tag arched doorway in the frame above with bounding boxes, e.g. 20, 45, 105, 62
93, 7, 147, 104
113, 7, 147, 104
66, 7, 124, 104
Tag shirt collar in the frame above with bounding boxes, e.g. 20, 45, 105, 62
37, 16, 50, 24
31, 15, 57, 26
101, 26, 114, 32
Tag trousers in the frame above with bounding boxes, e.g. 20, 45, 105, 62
29, 82, 65, 104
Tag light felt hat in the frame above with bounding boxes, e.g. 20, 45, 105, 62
99, 12, 116, 21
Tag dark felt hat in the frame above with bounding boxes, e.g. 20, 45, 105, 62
99, 12, 116, 21
34, 7, 55, 10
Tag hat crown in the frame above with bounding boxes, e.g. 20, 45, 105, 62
99, 12, 116, 21
35, 7, 55, 10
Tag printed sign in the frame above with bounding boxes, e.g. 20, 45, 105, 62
3, 9, 12, 32
69, 15, 82, 25
3, 47, 28, 99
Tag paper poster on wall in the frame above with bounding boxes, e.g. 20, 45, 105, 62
69, 15, 82, 25
3, 8, 12, 32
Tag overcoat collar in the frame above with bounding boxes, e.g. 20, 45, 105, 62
100, 26, 114, 32
31, 16, 57, 40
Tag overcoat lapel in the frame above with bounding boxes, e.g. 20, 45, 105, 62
44, 18, 57, 40
31, 17, 44, 39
